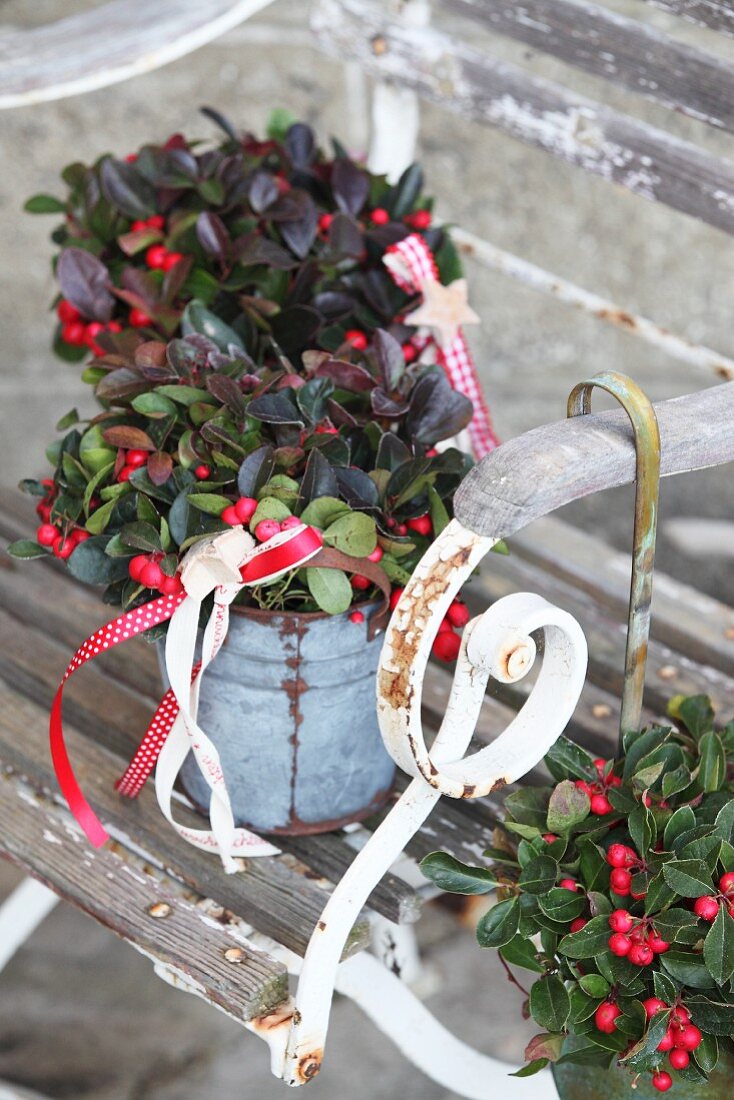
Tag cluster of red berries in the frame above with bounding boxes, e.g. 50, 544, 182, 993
692, 872, 734, 920
605, 842, 648, 900
219, 496, 307, 544
574, 757, 623, 816
57, 299, 122, 355
128, 552, 183, 595
117, 448, 153, 483
343, 326, 420, 365
595, 999, 701, 1092
36, 521, 90, 560
387, 586, 470, 661
137, 215, 184, 274
606, 904, 670, 963
317, 207, 431, 237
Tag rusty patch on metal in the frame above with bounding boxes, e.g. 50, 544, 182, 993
595, 307, 636, 329
250, 1004, 294, 1034
317, 919, 327, 931
297, 1052, 323, 1082
462, 783, 476, 798
490, 777, 507, 793
378, 543, 474, 711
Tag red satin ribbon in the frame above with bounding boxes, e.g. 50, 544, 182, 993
51, 525, 324, 847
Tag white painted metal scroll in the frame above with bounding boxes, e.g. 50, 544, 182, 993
272, 518, 587, 1094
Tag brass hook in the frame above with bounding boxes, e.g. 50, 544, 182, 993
567, 372, 661, 752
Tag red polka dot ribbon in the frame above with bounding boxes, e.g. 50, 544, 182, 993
384, 233, 499, 459
51, 524, 323, 854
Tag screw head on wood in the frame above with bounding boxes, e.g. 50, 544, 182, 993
371, 34, 387, 55
592, 703, 613, 719
224, 946, 246, 963
147, 902, 172, 919
658, 665, 678, 680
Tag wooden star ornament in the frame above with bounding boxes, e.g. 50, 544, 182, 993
404, 278, 480, 346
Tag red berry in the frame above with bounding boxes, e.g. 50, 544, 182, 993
280, 516, 302, 531
367, 546, 383, 563
234, 497, 258, 524
608, 933, 632, 957
395, 523, 408, 536
644, 794, 653, 807
52, 535, 74, 560
345, 329, 368, 351
128, 555, 149, 582
131, 219, 148, 232
125, 449, 149, 468
255, 519, 281, 542
609, 909, 634, 933
445, 601, 470, 628
409, 209, 432, 229
351, 574, 371, 590
146, 215, 165, 230
628, 943, 654, 966
402, 342, 418, 363
559, 878, 579, 892
542, 834, 558, 844
594, 1002, 621, 1034
669, 1048, 689, 1070
594, 758, 607, 772
570, 918, 587, 934
318, 213, 333, 233
349, 611, 365, 624
652, 1071, 672, 1093
657, 1029, 675, 1052
194, 464, 211, 479
389, 588, 405, 610
71, 530, 90, 545
694, 895, 719, 921
590, 793, 613, 815
607, 844, 636, 869
607, 775, 623, 788
129, 308, 152, 327
575, 780, 593, 796
370, 207, 390, 225
643, 998, 668, 1019
221, 505, 240, 526
719, 872, 734, 895
648, 933, 670, 954
158, 573, 184, 596
36, 523, 59, 547
432, 630, 461, 662
161, 251, 184, 272
61, 320, 87, 346
671, 1007, 690, 1025
117, 465, 135, 482
610, 868, 632, 896
675, 1024, 702, 1051
406, 514, 433, 537
145, 244, 168, 269
84, 321, 105, 344
57, 299, 81, 323
107, 320, 123, 333
139, 561, 163, 589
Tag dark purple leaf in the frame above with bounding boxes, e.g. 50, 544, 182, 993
205, 374, 246, 416
371, 388, 409, 418
249, 171, 279, 213
270, 306, 321, 357
326, 399, 357, 428
102, 425, 155, 450
285, 123, 316, 168
374, 329, 405, 391
406, 372, 473, 444
366, 223, 410, 248
95, 368, 149, 401
312, 291, 354, 317
376, 432, 412, 471
247, 392, 304, 425
389, 163, 424, 219
331, 158, 369, 216
234, 233, 297, 269
196, 212, 229, 261
100, 158, 156, 219
57, 248, 115, 322
327, 212, 363, 258
361, 269, 406, 318
280, 196, 318, 259
335, 467, 380, 509
200, 105, 239, 142
147, 451, 174, 486
237, 445, 276, 497
314, 358, 375, 393
297, 449, 338, 510
136, 147, 198, 188
120, 265, 160, 309
161, 253, 193, 304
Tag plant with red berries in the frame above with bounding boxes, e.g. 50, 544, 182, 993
421, 694, 734, 1089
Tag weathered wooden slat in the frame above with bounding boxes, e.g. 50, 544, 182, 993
455, 383, 734, 538
448, 0, 734, 133
0, 684, 371, 958
509, 515, 734, 676
0, 770, 288, 1022
312, 0, 734, 236
641, 0, 734, 39
0, 0, 276, 109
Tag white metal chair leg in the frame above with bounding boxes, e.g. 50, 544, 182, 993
0, 877, 60, 973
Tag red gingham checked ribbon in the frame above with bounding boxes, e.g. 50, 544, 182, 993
384, 233, 499, 458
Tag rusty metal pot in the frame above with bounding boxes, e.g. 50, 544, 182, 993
552, 1049, 734, 1098
159, 601, 395, 835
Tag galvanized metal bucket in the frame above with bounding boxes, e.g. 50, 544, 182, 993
158, 602, 395, 835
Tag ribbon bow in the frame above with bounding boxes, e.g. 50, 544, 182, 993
51, 523, 324, 870
383, 233, 498, 459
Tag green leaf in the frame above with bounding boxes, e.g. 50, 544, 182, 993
558, 914, 612, 959
419, 852, 498, 895
694, 1032, 718, 1074
322, 512, 377, 558
55, 408, 79, 431
662, 765, 693, 799
578, 974, 610, 999
132, 392, 179, 418
529, 975, 570, 1032
665, 805, 696, 850
544, 737, 596, 783
426, 485, 450, 537
684, 994, 734, 1036
67, 536, 129, 585
300, 496, 351, 530
703, 903, 734, 985
250, 498, 290, 530
674, 694, 714, 739
537, 888, 586, 923
644, 871, 677, 915
6, 539, 46, 559
546, 780, 590, 834
509, 1059, 548, 1078
698, 730, 726, 792
662, 859, 714, 898
305, 567, 352, 615
652, 907, 701, 944
155, 385, 208, 406
25, 193, 66, 213
714, 801, 734, 844
660, 951, 717, 989
186, 492, 231, 517
85, 498, 116, 534
119, 521, 161, 553
500, 936, 545, 974
620, 1009, 671, 1069
628, 801, 655, 855
518, 855, 558, 896
476, 898, 520, 948
83, 462, 115, 514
